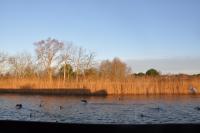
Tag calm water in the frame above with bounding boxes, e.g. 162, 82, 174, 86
0, 94, 200, 124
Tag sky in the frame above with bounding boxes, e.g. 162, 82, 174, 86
0, 0, 200, 74
126, 58, 200, 74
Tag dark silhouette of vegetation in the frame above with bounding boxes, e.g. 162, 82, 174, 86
135, 72, 145, 76
146, 69, 160, 76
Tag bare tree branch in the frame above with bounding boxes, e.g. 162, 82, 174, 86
60, 42, 74, 81
8, 53, 35, 78
34, 38, 64, 80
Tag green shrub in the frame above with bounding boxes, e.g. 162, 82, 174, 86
146, 69, 160, 76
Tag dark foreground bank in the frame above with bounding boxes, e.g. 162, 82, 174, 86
0, 88, 199, 96
0, 120, 199, 133
0, 88, 108, 96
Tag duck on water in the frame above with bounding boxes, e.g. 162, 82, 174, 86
16, 104, 22, 109
195, 107, 200, 111
59, 106, 64, 110
81, 99, 88, 104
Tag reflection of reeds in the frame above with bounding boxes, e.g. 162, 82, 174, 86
0, 76, 199, 95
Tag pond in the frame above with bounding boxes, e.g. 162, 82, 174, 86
0, 94, 200, 124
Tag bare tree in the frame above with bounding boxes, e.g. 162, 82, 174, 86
84, 52, 96, 70
99, 60, 112, 80
60, 43, 96, 81
8, 53, 35, 78
0, 52, 6, 64
71, 47, 87, 82
111, 58, 128, 80
60, 42, 74, 81
34, 38, 64, 80
99, 58, 131, 80
83, 51, 96, 79
0, 52, 7, 75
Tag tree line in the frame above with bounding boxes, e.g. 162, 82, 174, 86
0, 38, 138, 81
0, 38, 166, 81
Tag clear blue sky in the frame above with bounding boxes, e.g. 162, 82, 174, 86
0, 0, 200, 61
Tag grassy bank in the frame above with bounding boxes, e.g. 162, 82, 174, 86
0, 76, 199, 95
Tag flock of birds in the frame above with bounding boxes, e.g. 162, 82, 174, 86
15, 99, 88, 118
15, 100, 200, 120
14, 86, 199, 119
15, 99, 88, 110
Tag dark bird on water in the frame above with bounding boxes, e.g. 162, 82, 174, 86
16, 104, 22, 109
140, 114, 145, 118
39, 104, 42, 107
154, 107, 161, 111
59, 106, 64, 110
81, 99, 88, 104
195, 107, 200, 111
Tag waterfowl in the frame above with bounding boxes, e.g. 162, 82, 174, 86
189, 85, 198, 94
81, 99, 88, 104
195, 107, 200, 111
154, 107, 161, 111
140, 114, 145, 118
16, 104, 22, 109
30, 113, 32, 118
59, 106, 64, 110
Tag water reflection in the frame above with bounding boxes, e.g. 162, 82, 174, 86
0, 94, 200, 124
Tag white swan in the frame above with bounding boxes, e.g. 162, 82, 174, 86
189, 85, 198, 94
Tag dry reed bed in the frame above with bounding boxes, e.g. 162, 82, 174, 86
0, 76, 199, 95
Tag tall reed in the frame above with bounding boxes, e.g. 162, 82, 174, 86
0, 76, 199, 95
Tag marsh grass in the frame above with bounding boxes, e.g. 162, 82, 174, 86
0, 76, 199, 95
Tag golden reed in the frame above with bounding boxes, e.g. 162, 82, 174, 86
0, 76, 199, 95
